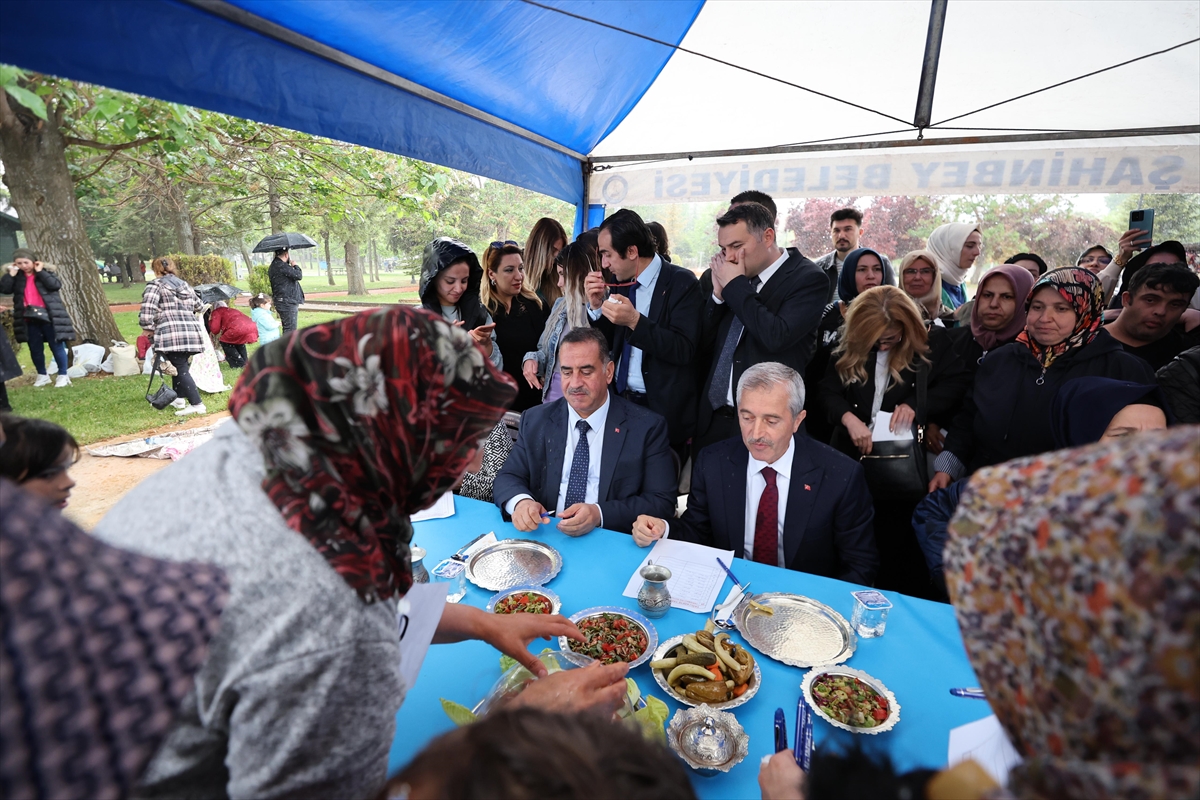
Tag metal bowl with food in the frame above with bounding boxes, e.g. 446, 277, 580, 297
558, 606, 658, 668
650, 631, 761, 710
485, 585, 562, 615
801, 666, 900, 734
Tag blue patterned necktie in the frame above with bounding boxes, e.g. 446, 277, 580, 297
708, 275, 761, 409
563, 419, 591, 507
615, 281, 638, 394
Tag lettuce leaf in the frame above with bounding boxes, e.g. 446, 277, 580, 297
634, 696, 669, 744
439, 698, 478, 727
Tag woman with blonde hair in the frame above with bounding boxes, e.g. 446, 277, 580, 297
898, 250, 946, 324
523, 217, 568, 305
820, 285, 965, 598
482, 242, 548, 411
139, 256, 208, 416
521, 241, 601, 403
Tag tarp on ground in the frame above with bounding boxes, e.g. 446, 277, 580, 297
1, 0, 1197, 210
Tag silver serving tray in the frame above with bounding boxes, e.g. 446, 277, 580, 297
730, 592, 856, 668
801, 666, 900, 734
465, 539, 562, 592
650, 634, 762, 710
484, 584, 563, 615
558, 606, 658, 669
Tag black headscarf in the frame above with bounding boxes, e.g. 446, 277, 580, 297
1050, 376, 1168, 448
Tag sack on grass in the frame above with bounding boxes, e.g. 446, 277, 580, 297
109, 341, 140, 377
71, 342, 106, 373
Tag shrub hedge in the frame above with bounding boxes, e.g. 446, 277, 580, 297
165, 253, 235, 286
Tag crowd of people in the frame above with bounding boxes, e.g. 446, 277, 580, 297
1, 191, 1197, 799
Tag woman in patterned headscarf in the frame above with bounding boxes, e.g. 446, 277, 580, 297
944, 426, 1200, 799
930, 268, 1153, 489
93, 306, 627, 799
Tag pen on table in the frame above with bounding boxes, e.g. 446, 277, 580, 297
949, 688, 987, 699
773, 707, 788, 753
715, 557, 744, 589
794, 696, 812, 770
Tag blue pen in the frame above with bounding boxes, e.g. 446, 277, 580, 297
715, 557, 743, 589
949, 687, 987, 699
773, 707, 788, 753
794, 697, 813, 770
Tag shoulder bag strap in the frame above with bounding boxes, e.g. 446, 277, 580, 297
914, 360, 929, 442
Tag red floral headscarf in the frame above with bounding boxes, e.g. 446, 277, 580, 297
229, 306, 516, 603
1016, 267, 1104, 371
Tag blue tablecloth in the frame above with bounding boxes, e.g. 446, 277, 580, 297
388, 497, 991, 798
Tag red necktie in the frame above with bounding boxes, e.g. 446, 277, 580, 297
752, 466, 778, 565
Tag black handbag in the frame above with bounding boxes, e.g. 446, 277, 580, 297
859, 362, 929, 502
23, 304, 50, 323
145, 356, 178, 410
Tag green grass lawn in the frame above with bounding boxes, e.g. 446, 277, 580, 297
102, 273, 419, 305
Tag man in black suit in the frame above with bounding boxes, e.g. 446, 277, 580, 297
585, 209, 701, 455
494, 327, 677, 536
695, 202, 828, 457
634, 362, 877, 586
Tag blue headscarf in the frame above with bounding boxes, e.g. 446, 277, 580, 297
838, 248, 894, 304
1050, 377, 1169, 448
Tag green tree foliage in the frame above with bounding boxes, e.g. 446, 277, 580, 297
166, 253, 235, 286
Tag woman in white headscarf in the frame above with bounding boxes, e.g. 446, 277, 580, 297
926, 223, 982, 312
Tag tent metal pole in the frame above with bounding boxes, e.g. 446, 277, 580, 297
913, 0, 948, 131
590, 125, 1200, 165
182, 0, 586, 162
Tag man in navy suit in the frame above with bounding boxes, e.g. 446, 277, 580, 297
632, 362, 878, 585
494, 326, 677, 536
585, 209, 701, 455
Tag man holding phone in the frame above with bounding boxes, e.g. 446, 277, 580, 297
1104, 253, 1199, 370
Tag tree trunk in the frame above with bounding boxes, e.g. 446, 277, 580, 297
163, 170, 196, 256
239, 242, 253, 279
268, 181, 282, 234
191, 221, 203, 256
122, 253, 134, 288
367, 239, 376, 282
323, 228, 334, 286
345, 240, 366, 295
0, 90, 124, 343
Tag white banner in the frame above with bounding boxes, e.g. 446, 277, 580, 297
591, 145, 1200, 206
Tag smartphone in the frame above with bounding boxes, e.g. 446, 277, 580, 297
1129, 209, 1154, 251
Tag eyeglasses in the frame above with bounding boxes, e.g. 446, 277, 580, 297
489, 240, 519, 250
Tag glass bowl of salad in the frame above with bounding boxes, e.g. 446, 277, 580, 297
801, 666, 900, 734
485, 585, 562, 615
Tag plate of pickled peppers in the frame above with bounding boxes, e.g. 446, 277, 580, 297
649, 623, 761, 710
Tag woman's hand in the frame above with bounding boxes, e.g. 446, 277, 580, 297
507, 661, 629, 716
522, 358, 542, 389
890, 403, 915, 432
842, 412, 872, 455
925, 422, 945, 454
469, 323, 495, 354
759, 751, 806, 800
5, 264, 17, 276
1116, 227, 1150, 262
32, 261, 44, 273
477, 611, 585, 678
928, 471, 953, 493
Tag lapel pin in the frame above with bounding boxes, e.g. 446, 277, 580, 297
615, 428, 620, 433
804, 484, 811, 491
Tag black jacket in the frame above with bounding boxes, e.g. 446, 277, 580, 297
0, 269, 77, 343
819, 326, 967, 457
492, 394, 677, 535
698, 248, 827, 433
941, 325, 1019, 429
268, 257, 305, 305
672, 433, 878, 586
944, 330, 1155, 473
418, 238, 488, 331
1156, 346, 1200, 424
593, 259, 702, 447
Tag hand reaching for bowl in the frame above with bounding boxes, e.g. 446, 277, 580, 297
508, 661, 630, 716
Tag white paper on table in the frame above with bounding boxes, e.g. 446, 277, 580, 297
621, 538, 735, 614
396, 582, 449, 691
872, 411, 914, 442
947, 714, 1024, 785
411, 492, 455, 522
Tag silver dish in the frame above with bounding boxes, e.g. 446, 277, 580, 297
667, 705, 750, 776
485, 584, 563, 615
558, 606, 658, 669
650, 635, 762, 710
465, 539, 562, 591
730, 592, 856, 668
801, 666, 901, 734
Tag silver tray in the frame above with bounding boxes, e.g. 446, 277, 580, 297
730, 592, 856, 668
559, 606, 658, 669
650, 634, 762, 710
485, 584, 563, 615
801, 666, 900, 734
465, 539, 562, 592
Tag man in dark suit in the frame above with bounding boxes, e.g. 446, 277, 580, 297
695, 202, 828, 457
494, 327, 677, 536
634, 362, 877, 585
585, 209, 701, 455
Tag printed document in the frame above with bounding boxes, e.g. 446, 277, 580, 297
622, 538, 735, 613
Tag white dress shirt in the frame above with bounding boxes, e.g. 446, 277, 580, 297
743, 435, 794, 568
504, 394, 610, 521
587, 255, 662, 394
713, 248, 790, 407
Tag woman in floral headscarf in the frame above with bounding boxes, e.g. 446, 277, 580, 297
93, 307, 628, 799
944, 426, 1200, 799
930, 268, 1153, 489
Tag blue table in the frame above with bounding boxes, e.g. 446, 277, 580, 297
388, 497, 991, 797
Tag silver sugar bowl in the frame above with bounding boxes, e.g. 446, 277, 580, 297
667, 705, 750, 776
636, 563, 672, 618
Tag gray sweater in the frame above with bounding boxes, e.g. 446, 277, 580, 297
94, 423, 403, 799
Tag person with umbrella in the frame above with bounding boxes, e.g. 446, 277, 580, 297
256, 232, 316, 335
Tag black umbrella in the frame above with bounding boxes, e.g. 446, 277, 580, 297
252, 232, 318, 253
194, 283, 241, 305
